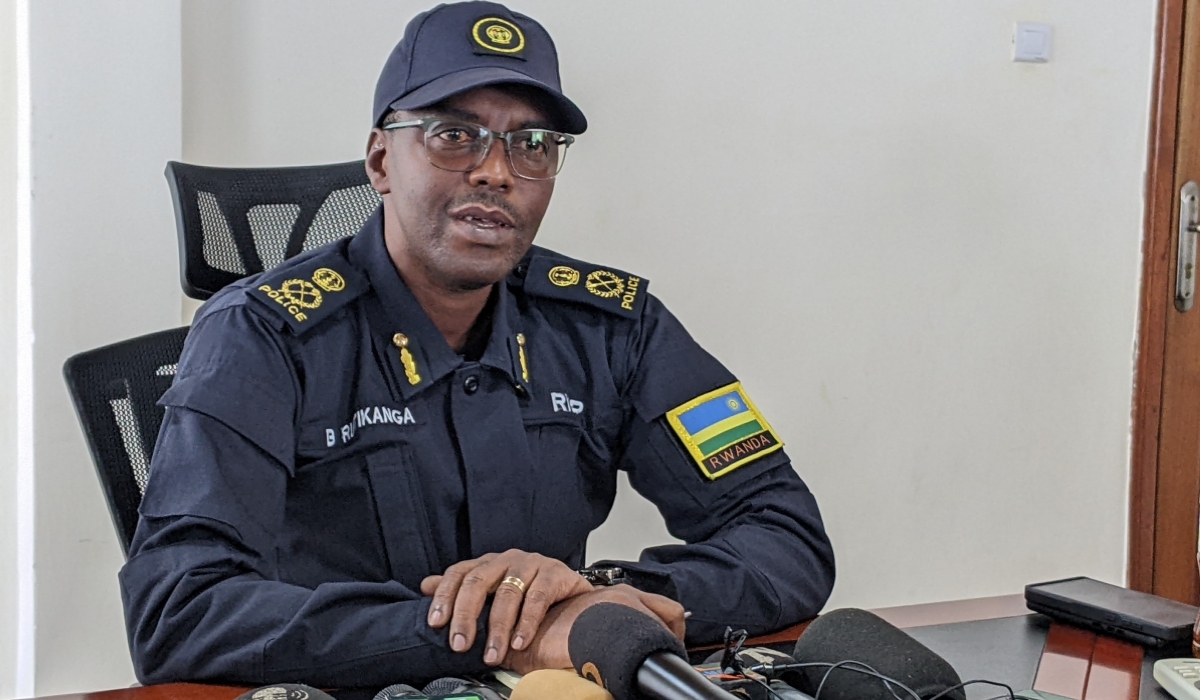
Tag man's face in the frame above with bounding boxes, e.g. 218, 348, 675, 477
366, 86, 557, 292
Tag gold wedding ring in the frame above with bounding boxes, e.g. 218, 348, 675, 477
501, 576, 527, 594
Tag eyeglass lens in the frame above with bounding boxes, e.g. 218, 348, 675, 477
424, 121, 567, 180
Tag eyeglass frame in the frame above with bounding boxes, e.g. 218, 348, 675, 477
380, 117, 575, 181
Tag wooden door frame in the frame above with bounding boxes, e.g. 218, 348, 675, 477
1129, 0, 1190, 592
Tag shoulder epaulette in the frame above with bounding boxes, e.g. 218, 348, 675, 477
520, 248, 649, 319
246, 250, 369, 334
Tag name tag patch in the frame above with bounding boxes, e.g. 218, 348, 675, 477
665, 382, 783, 480
326, 405, 416, 446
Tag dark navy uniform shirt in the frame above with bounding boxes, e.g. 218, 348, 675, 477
120, 211, 835, 687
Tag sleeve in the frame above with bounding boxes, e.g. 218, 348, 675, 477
119, 304, 491, 687
597, 295, 836, 645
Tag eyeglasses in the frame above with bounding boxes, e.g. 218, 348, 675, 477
382, 117, 575, 181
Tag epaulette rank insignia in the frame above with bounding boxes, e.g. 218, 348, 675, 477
248, 258, 369, 333
523, 254, 648, 318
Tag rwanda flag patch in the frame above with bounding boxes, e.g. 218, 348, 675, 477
665, 382, 783, 480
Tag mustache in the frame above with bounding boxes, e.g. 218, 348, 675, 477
445, 194, 523, 228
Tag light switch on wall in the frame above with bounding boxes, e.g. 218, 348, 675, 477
1013, 22, 1052, 63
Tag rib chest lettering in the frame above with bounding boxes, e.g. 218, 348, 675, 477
325, 405, 417, 447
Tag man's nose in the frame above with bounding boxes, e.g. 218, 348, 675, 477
467, 138, 514, 190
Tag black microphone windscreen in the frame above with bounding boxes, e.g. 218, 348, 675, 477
568, 602, 687, 700
790, 608, 965, 700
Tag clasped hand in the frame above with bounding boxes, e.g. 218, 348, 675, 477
421, 549, 685, 671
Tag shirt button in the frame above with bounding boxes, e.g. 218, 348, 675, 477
514, 262, 529, 278
463, 375, 480, 395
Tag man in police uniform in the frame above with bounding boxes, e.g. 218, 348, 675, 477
120, 1, 835, 688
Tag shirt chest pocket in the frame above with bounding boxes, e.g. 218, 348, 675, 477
363, 446, 440, 589
282, 445, 438, 592
523, 413, 612, 559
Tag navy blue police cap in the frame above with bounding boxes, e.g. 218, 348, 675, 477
373, 2, 587, 134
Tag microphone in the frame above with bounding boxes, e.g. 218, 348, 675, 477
763, 681, 815, 700
421, 678, 504, 700
371, 680, 500, 700
234, 685, 336, 700
701, 646, 813, 698
568, 602, 738, 700
372, 684, 427, 700
790, 608, 965, 700
510, 669, 615, 700
703, 645, 805, 682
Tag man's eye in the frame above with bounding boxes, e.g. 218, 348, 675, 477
518, 133, 550, 153
435, 128, 475, 144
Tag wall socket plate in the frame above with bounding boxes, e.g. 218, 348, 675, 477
1013, 22, 1052, 63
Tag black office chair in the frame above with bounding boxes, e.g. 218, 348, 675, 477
66, 160, 381, 554
165, 159, 381, 299
63, 327, 190, 555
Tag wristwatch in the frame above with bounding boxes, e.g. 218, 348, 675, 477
577, 566, 630, 587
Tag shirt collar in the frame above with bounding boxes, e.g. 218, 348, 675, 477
347, 209, 528, 399
485, 288, 532, 394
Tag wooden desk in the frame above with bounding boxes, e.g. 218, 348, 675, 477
28, 594, 1148, 700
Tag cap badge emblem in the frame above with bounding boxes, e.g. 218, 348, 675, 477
312, 267, 346, 292
472, 17, 525, 54
487, 25, 513, 45
548, 265, 580, 287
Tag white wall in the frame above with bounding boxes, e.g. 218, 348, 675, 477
183, 0, 1154, 610
0, 1, 1156, 696
1, 0, 21, 697
22, 1, 182, 695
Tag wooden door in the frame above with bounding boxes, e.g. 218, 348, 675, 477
1129, 0, 1200, 602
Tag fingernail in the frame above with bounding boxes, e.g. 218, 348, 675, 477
512, 634, 525, 650
452, 633, 467, 652
429, 605, 445, 626
484, 645, 499, 664
683, 611, 693, 619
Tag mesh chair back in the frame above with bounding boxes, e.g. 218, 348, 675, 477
63, 327, 190, 555
166, 160, 381, 299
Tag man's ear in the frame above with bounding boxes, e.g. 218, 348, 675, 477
365, 129, 391, 195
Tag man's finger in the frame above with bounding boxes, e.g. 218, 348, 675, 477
420, 575, 442, 596
621, 598, 668, 634
447, 558, 509, 653
484, 567, 537, 665
428, 558, 485, 628
511, 572, 590, 650
509, 576, 555, 652
636, 591, 687, 641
